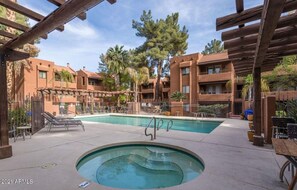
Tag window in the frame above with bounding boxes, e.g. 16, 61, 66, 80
215, 66, 221, 73
184, 104, 190, 112
88, 80, 95, 85
207, 65, 222, 74
182, 86, 190, 93
82, 77, 85, 85
39, 71, 47, 79
182, 67, 190, 75
207, 67, 213, 74
54, 73, 60, 81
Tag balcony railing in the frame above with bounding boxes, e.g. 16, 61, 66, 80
199, 69, 231, 75
198, 93, 232, 102
200, 91, 230, 95
198, 71, 231, 83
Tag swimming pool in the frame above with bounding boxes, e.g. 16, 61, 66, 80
76, 143, 204, 189
79, 115, 221, 134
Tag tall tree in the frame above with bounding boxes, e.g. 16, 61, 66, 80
125, 66, 149, 102
100, 45, 129, 91
132, 10, 188, 101
242, 74, 270, 103
201, 39, 224, 55
263, 55, 297, 91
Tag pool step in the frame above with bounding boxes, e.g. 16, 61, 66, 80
128, 154, 183, 175
96, 154, 184, 184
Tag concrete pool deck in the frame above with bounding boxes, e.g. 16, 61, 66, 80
0, 115, 290, 190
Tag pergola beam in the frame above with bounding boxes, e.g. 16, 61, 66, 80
216, 0, 297, 31
0, 0, 64, 32
0, 17, 48, 40
229, 43, 297, 60
0, 30, 17, 39
48, 0, 87, 21
224, 26, 297, 49
0, 0, 108, 51
228, 36, 297, 55
222, 12, 297, 41
4, 49, 30, 62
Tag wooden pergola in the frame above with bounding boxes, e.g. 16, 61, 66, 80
216, 0, 297, 146
38, 87, 133, 97
0, 0, 116, 159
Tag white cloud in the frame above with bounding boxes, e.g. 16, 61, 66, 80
65, 21, 100, 40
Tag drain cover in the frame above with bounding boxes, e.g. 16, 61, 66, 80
41, 163, 57, 169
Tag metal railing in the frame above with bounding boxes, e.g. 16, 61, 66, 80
145, 117, 156, 140
166, 120, 173, 132
145, 117, 172, 140
157, 118, 164, 130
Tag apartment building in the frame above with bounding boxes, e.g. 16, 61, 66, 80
139, 77, 171, 107
14, 58, 78, 114
77, 67, 104, 91
170, 52, 243, 115
14, 58, 108, 115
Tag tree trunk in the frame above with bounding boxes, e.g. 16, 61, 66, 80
155, 61, 162, 101
134, 82, 138, 102
5, 2, 16, 103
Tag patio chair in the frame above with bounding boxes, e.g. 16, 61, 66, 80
287, 123, 297, 140
41, 113, 85, 131
8, 119, 16, 142
271, 117, 296, 139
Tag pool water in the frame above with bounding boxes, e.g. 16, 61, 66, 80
79, 115, 221, 134
76, 144, 204, 189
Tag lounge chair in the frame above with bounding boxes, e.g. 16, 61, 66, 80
45, 112, 74, 120
42, 113, 85, 131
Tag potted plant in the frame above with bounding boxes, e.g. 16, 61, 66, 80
247, 114, 253, 121
170, 91, 186, 102
240, 113, 244, 120
247, 130, 255, 142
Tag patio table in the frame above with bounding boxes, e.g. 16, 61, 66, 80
272, 138, 297, 190
17, 126, 32, 141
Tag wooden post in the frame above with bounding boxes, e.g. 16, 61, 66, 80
253, 67, 264, 146
90, 94, 94, 114
0, 52, 12, 159
264, 95, 276, 144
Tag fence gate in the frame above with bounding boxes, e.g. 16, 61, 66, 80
31, 96, 44, 134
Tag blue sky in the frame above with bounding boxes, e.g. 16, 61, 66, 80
18, 0, 263, 72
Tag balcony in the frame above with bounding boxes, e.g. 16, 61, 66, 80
141, 88, 154, 93
87, 85, 104, 91
162, 87, 170, 92
54, 81, 76, 89
141, 98, 154, 103
198, 93, 231, 102
198, 71, 231, 83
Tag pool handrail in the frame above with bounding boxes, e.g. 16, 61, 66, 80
157, 118, 164, 130
145, 117, 156, 140
166, 120, 173, 132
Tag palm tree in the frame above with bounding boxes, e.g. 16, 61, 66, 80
170, 91, 186, 102
102, 45, 129, 90
242, 74, 270, 102
55, 70, 74, 88
201, 39, 224, 55
125, 67, 149, 102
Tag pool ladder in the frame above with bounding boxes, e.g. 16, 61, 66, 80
145, 117, 173, 140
